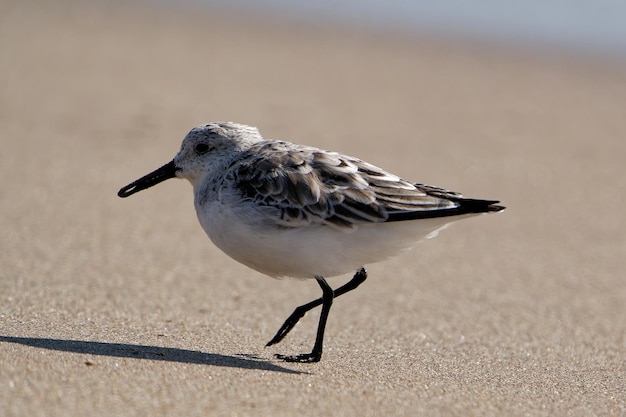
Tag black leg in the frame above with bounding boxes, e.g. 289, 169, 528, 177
269, 267, 368, 363
274, 276, 334, 363
266, 267, 367, 347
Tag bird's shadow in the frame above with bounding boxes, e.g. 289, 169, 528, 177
0, 336, 304, 374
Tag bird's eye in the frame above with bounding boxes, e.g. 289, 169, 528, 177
195, 143, 211, 154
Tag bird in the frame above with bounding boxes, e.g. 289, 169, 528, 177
118, 122, 505, 363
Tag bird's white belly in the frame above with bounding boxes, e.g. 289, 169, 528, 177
196, 200, 469, 279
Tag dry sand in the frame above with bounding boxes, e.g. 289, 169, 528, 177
1, 1, 624, 416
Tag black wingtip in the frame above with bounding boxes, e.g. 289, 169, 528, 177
486, 203, 506, 213
385, 198, 505, 222
459, 199, 505, 214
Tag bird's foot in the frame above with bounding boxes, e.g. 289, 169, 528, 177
274, 352, 321, 363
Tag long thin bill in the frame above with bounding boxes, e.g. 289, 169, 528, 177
118, 160, 178, 198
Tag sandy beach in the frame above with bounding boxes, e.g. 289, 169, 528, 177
1, 1, 624, 416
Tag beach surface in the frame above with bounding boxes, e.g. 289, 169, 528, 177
1, 1, 624, 416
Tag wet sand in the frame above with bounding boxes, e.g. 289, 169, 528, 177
1, 1, 624, 416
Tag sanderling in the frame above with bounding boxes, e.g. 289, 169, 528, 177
118, 122, 504, 363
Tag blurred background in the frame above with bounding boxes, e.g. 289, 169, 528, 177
1, 0, 625, 416
182, 0, 626, 57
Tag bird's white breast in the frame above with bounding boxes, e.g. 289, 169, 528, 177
194, 191, 465, 279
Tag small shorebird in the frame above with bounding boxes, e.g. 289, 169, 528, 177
118, 122, 504, 363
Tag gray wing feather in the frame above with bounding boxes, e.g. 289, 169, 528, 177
233, 141, 461, 230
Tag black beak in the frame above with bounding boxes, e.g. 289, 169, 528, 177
118, 160, 178, 198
